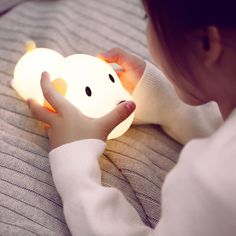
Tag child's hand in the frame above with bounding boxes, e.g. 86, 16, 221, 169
27, 72, 136, 151
98, 48, 146, 94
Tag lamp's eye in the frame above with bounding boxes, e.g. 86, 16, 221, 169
109, 74, 115, 83
85, 86, 92, 97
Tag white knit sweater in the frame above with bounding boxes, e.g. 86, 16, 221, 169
49, 62, 236, 236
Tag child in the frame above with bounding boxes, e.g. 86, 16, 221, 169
28, 0, 236, 235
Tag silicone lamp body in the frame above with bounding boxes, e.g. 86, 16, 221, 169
12, 45, 134, 139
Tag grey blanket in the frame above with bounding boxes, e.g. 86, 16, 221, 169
0, 0, 181, 235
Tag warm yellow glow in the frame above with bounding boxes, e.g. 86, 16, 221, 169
12, 45, 135, 139
25, 40, 37, 52
12, 48, 64, 105
44, 78, 67, 112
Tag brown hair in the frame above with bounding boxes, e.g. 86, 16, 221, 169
142, 0, 236, 82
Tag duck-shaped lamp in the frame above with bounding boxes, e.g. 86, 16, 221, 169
11, 41, 135, 139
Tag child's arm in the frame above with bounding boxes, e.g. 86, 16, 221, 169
132, 61, 223, 144
49, 130, 236, 236
100, 48, 223, 145
49, 139, 153, 236
28, 71, 234, 236
28, 72, 154, 235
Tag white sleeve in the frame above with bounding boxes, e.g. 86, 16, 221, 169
49, 139, 155, 236
49, 115, 236, 236
132, 61, 223, 144
158, 121, 236, 236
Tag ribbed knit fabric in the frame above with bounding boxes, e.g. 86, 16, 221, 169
48, 109, 236, 236
0, 1, 182, 235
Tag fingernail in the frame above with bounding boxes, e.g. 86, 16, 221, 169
125, 101, 135, 111
42, 71, 49, 78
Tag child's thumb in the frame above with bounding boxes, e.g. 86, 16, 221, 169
100, 101, 136, 137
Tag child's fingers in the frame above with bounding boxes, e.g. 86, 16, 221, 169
114, 68, 124, 77
99, 101, 136, 138
27, 98, 56, 124
98, 48, 132, 71
40, 72, 70, 114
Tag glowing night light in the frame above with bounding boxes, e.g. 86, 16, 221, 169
11, 41, 135, 139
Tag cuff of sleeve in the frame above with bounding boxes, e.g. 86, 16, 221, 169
132, 61, 175, 125
49, 139, 106, 199
49, 139, 106, 159
133, 61, 166, 95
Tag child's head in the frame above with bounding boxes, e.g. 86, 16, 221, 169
143, 0, 236, 108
